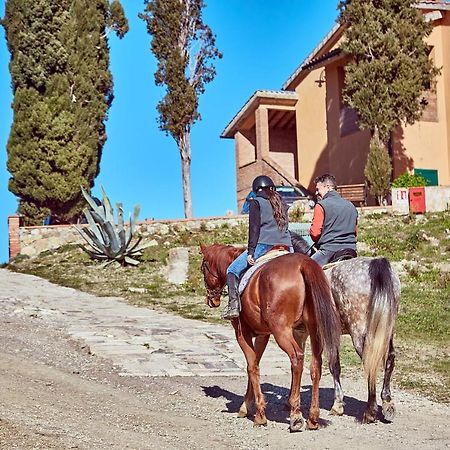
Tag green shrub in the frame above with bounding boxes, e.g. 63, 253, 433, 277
392, 172, 428, 188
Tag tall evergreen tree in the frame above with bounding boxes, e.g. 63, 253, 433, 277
338, 0, 439, 201
339, 0, 439, 143
2, 0, 128, 225
140, 0, 222, 218
364, 130, 392, 204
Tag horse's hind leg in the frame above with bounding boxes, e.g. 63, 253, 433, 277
272, 329, 306, 432
307, 330, 323, 430
238, 335, 269, 419
381, 338, 396, 422
329, 349, 344, 416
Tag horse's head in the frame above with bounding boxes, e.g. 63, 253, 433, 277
199, 244, 226, 308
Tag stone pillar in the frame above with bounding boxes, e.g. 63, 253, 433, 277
255, 106, 269, 160
8, 215, 21, 261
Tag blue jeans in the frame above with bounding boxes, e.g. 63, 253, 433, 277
227, 243, 292, 277
311, 248, 335, 267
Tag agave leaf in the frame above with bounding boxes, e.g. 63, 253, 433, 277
74, 227, 100, 250
77, 230, 103, 253
81, 187, 105, 220
74, 224, 103, 253
118, 228, 126, 248
116, 204, 126, 247
79, 227, 104, 251
116, 203, 124, 230
99, 259, 116, 268
124, 256, 140, 266
89, 210, 112, 247
100, 185, 114, 224
78, 244, 110, 260
125, 225, 132, 247
102, 221, 121, 256
127, 236, 143, 254
83, 209, 105, 244
78, 214, 111, 256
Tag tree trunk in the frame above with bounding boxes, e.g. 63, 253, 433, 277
178, 130, 192, 218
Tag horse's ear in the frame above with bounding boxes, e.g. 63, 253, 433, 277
199, 244, 206, 255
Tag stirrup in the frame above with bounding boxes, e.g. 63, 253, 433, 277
222, 306, 239, 320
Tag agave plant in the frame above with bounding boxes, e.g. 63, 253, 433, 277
75, 187, 151, 267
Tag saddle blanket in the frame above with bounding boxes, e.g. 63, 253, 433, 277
238, 248, 290, 295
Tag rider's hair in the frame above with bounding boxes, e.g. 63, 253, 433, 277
314, 173, 337, 189
265, 188, 287, 230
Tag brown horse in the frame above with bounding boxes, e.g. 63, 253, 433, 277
200, 243, 341, 432
291, 232, 401, 423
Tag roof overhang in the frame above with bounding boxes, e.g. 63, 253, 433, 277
283, 22, 346, 91
221, 90, 298, 139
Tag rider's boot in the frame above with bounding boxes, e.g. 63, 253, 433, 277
222, 273, 241, 320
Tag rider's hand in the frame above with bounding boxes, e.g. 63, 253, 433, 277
247, 255, 255, 265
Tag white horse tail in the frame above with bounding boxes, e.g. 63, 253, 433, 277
363, 258, 399, 393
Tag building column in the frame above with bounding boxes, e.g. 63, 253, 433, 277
8, 215, 21, 261
255, 106, 269, 160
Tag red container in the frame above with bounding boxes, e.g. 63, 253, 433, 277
409, 187, 426, 214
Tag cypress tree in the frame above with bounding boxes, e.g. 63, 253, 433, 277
364, 130, 392, 204
338, 0, 439, 143
338, 0, 440, 203
2, 0, 128, 225
140, 0, 222, 218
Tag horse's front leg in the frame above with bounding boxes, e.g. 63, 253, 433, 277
273, 329, 305, 432
237, 334, 270, 419
233, 322, 267, 426
381, 338, 396, 422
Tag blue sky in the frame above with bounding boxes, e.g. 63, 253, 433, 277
0, 0, 339, 263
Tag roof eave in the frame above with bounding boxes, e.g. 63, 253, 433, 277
283, 22, 346, 91
221, 90, 298, 139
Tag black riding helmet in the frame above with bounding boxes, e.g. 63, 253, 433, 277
252, 175, 275, 193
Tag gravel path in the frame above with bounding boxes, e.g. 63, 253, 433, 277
0, 268, 449, 449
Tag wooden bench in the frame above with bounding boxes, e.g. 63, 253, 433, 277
336, 183, 366, 206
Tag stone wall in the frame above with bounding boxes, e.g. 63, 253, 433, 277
7, 205, 396, 261
8, 215, 249, 261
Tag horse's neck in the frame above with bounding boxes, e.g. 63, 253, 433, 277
219, 245, 244, 276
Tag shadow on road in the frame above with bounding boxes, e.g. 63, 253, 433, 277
202, 383, 369, 426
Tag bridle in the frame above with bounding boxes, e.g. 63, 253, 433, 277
201, 259, 227, 300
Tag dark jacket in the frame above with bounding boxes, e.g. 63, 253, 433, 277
247, 191, 291, 256
316, 190, 357, 251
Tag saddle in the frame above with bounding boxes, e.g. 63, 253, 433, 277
323, 248, 357, 270
238, 246, 290, 295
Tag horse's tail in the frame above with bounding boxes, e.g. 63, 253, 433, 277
301, 259, 341, 369
363, 258, 399, 392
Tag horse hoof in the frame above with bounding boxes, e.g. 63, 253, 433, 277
253, 420, 267, 428
382, 401, 396, 422
237, 410, 247, 418
362, 411, 377, 424
329, 403, 344, 416
289, 416, 305, 433
307, 419, 319, 430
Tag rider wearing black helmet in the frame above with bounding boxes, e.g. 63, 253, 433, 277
222, 175, 293, 320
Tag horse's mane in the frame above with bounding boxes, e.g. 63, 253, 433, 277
290, 231, 310, 255
204, 243, 245, 270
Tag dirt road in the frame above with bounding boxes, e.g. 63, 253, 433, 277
0, 269, 449, 449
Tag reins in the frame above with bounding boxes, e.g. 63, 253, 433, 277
201, 259, 227, 299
